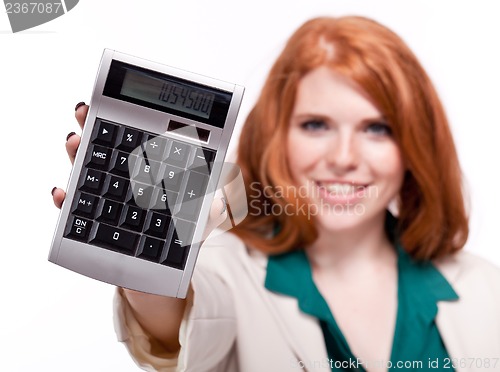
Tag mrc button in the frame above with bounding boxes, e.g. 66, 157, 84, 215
86, 145, 112, 170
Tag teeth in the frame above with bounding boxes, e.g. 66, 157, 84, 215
320, 183, 363, 195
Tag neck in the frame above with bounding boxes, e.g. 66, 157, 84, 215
306, 216, 396, 275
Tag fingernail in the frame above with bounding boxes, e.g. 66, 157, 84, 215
51, 187, 57, 196
74, 101, 86, 111
220, 197, 227, 215
66, 132, 76, 141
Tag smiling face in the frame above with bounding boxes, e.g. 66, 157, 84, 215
287, 66, 405, 234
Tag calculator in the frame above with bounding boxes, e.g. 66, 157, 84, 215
49, 49, 244, 298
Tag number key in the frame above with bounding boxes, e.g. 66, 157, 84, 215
144, 211, 171, 239
160, 164, 183, 191
110, 151, 136, 178
119, 205, 146, 232
96, 199, 123, 225
103, 174, 129, 201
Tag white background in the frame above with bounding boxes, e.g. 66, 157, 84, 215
1, 1, 499, 370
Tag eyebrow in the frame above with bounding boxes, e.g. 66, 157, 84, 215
291, 113, 389, 124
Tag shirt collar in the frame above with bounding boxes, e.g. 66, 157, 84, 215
264, 244, 458, 322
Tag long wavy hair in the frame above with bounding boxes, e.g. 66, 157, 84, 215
232, 16, 468, 260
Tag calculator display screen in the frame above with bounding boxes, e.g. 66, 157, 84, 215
121, 70, 215, 119
103, 61, 232, 128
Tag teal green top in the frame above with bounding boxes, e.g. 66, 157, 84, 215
265, 246, 458, 371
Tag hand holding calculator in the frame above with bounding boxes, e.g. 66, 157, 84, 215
49, 50, 244, 298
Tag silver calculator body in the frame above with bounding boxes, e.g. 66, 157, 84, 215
49, 49, 244, 298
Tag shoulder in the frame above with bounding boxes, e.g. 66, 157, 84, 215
434, 249, 500, 277
433, 250, 500, 297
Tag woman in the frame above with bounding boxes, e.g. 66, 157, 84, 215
53, 16, 500, 371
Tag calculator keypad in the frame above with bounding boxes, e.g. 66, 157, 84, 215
64, 119, 215, 270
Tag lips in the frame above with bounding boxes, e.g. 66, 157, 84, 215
319, 182, 365, 194
315, 181, 368, 204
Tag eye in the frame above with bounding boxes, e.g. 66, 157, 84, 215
300, 120, 328, 131
365, 121, 392, 136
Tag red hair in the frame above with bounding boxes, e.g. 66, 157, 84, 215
232, 16, 468, 260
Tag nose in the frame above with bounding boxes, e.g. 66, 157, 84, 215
325, 129, 359, 173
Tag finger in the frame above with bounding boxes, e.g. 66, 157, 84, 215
52, 187, 66, 209
75, 102, 89, 129
202, 197, 228, 240
66, 132, 81, 164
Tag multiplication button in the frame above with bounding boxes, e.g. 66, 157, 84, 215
165, 140, 191, 168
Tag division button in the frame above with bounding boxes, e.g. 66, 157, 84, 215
142, 134, 168, 160
90, 223, 139, 254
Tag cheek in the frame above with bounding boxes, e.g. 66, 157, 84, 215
369, 144, 405, 186
286, 130, 321, 178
